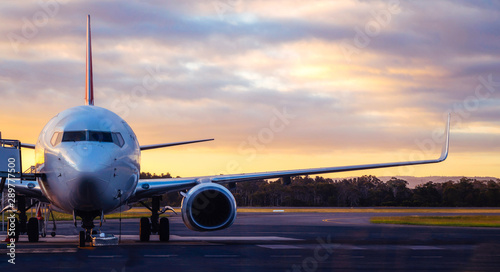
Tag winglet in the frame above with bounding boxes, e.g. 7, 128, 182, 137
85, 14, 94, 106
438, 113, 450, 161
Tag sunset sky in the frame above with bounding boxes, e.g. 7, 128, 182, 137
1, 0, 499, 179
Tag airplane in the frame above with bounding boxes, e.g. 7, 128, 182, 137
0, 15, 450, 247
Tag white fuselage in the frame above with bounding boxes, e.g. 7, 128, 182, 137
35, 105, 140, 214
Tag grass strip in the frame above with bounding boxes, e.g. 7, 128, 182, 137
370, 215, 500, 227
237, 208, 500, 213
20, 211, 170, 221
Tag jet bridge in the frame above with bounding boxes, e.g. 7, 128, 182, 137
1, 134, 22, 232
1, 135, 23, 205
0, 137, 22, 179
1, 134, 43, 235
0, 134, 37, 182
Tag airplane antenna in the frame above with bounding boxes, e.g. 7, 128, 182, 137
85, 14, 94, 106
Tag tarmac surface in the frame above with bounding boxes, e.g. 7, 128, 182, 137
2, 210, 500, 271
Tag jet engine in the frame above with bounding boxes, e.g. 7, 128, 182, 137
181, 183, 237, 231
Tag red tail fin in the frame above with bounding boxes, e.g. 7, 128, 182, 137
85, 14, 94, 106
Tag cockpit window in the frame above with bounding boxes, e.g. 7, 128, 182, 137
57, 130, 125, 148
50, 132, 63, 146
62, 131, 86, 142
89, 131, 113, 143
112, 132, 125, 147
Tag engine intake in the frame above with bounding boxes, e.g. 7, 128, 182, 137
181, 183, 237, 231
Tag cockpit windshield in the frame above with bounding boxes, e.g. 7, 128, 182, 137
89, 131, 113, 142
62, 131, 86, 142
52, 130, 124, 147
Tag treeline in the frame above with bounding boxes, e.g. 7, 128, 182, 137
140, 172, 174, 179
140, 172, 500, 207
234, 176, 500, 207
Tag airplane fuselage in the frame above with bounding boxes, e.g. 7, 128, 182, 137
35, 105, 140, 214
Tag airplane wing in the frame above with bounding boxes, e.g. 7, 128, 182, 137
1, 178, 48, 203
20, 143, 36, 149
140, 138, 214, 151
131, 114, 450, 202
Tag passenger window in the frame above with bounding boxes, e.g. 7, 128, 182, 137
62, 131, 86, 142
112, 132, 125, 147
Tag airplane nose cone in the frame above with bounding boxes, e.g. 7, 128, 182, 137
69, 143, 114, 172
73, 169, 112, 195
64, 143, 115, 210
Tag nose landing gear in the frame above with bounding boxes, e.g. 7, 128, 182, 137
74, 210, 101, 247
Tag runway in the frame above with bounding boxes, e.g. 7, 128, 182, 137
2, 211, 500, 271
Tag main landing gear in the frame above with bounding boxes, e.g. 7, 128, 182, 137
138, 196, 176, 242
4, 196, 56, 243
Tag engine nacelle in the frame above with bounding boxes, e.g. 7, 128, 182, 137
181, 183, 237, 232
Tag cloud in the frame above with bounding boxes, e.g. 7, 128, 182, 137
0, 0, 499, 177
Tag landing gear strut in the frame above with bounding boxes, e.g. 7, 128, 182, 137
74, 210, 100, 247
151, 195, 160, 234
17, 196, 28, 234
138, 196, 174, 242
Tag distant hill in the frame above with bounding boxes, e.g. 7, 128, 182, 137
331, 176, 499, 188
376, 176, 500, 188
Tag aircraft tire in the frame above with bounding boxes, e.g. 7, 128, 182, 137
79, 231, 86, 247
27, 217, 39, 242
159, 217, 170, 242
8, 218, 20, 242
140, 217, 150, 242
